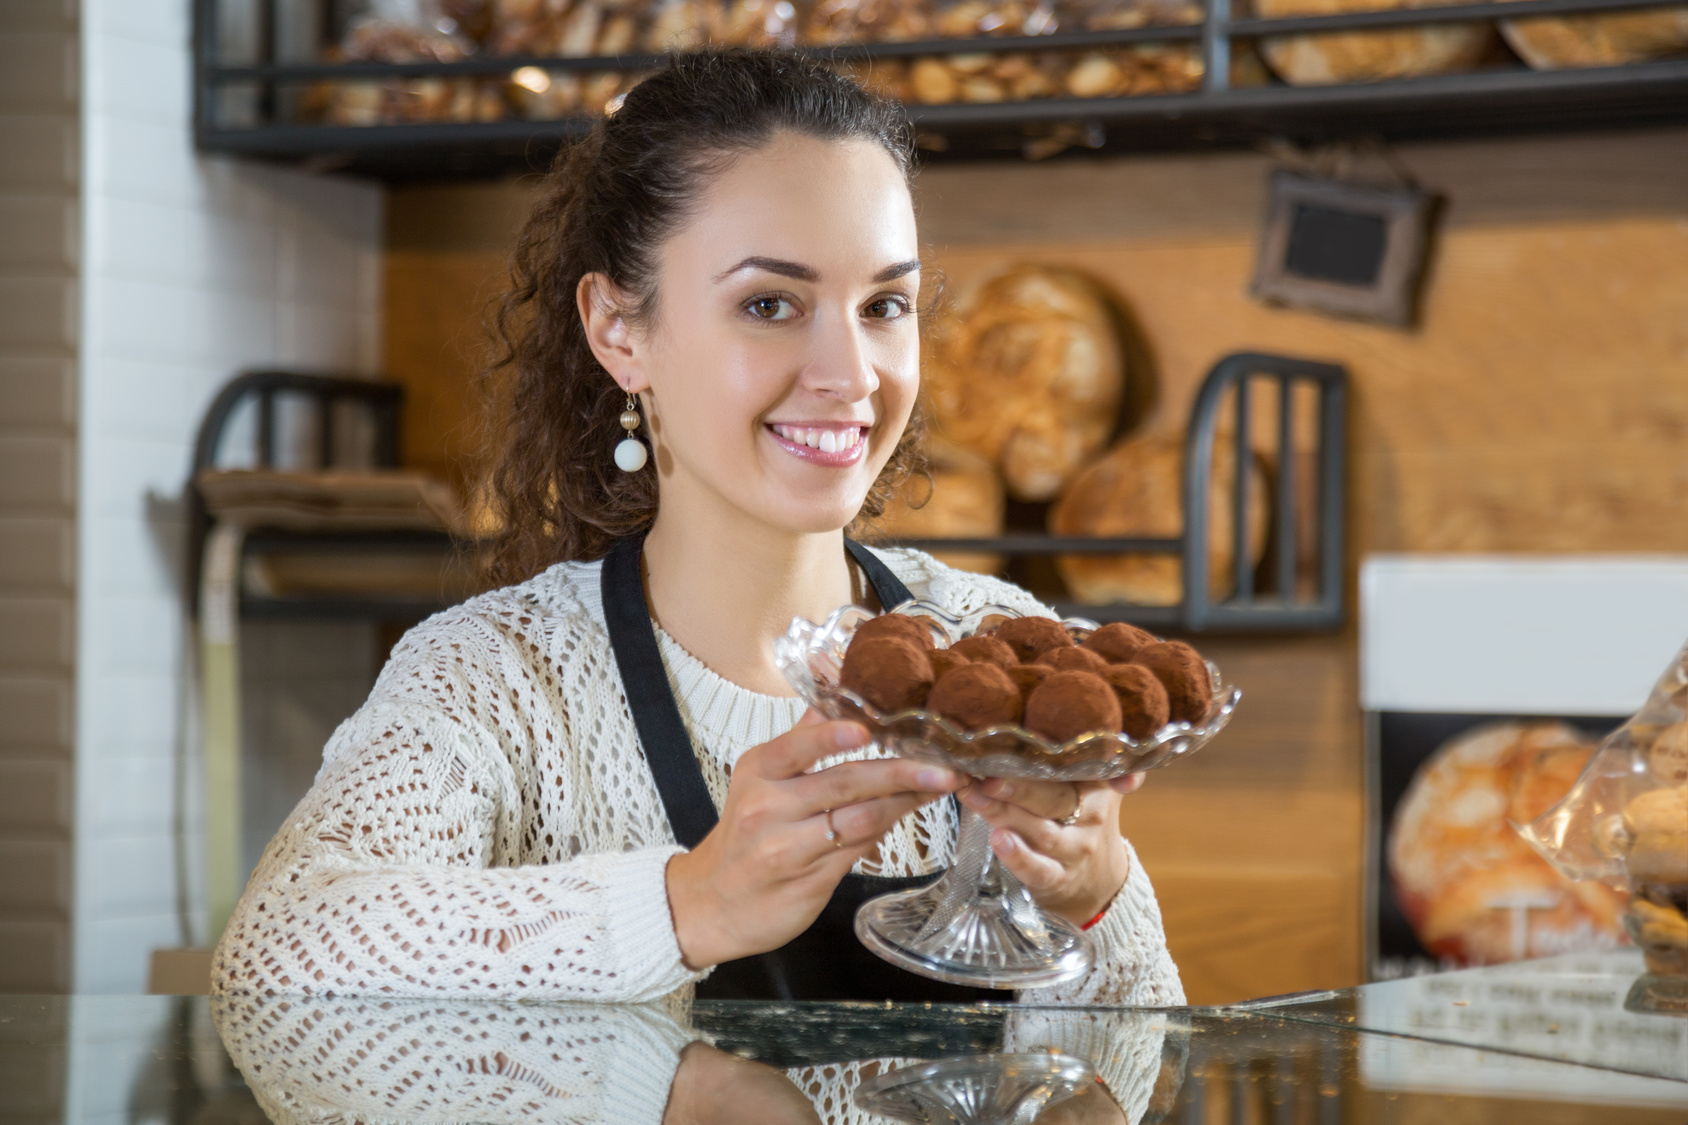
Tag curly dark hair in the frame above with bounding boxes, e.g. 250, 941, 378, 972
482, 49, 927, 585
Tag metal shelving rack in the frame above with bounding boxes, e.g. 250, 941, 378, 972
194, 0, 1688, 179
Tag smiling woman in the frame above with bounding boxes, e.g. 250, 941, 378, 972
211, 51, 1183, 1032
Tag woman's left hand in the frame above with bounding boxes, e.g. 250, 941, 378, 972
957, 772, 1146, 928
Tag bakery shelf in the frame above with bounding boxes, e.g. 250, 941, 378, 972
189, 371, 475, 625
194, 0, 1688, 180
880, 351, 1349, 634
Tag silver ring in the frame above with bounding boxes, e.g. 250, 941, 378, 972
1057, 808, 1082, 828
824, 808, 844, 848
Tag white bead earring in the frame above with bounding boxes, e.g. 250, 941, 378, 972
614, 391, 648, 472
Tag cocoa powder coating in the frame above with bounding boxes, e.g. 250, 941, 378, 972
852, 612, 936, 651
1024, 670, 1124, 744
1007, 664, 1050, 700
1037, 646, 1109, 675
927, 663, 1024, 732
1133, 640, 1212, 724
1083, 622, 1157, 664
840, 636, 934, 713
928, 648, 972, 681
950, 635, 1018, 669
1100, 663, 1171, 740
993, 616, 1073, 662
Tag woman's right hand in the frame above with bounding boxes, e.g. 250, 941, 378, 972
664, 710, 962, 970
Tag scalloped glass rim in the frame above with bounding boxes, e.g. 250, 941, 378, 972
774, 599, 1240, 780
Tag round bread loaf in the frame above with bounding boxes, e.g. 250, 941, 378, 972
1101, 663, 1172, 740
951, 634, 1018, 669
1051, 434, 1268, 607
1037, 646, 1110, 675
1501, 6, 1688, 69
993, 616, 1073, 662
872, 438, 1004, 576
928, 648, 973, 681
1133, 640, 1213, 725
852, 612, 936, 651
1255, 0, 1492, 86
928, 663, 1025, 732
840, 637, 934, 713
1025, 670, 1124, 744
1083, 622, 1158, 664
924, 265, 1126, 502
1008, 663, 1050, 700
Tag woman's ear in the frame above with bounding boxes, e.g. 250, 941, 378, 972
577, 273, 648, 392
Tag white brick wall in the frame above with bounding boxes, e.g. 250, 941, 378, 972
73, 0, 382, 994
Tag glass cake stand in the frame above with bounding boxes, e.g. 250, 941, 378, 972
775, 601, 1240, 990
854, 1051, 1096, 1125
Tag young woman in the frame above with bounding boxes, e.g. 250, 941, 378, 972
212, 50, 1182, 1008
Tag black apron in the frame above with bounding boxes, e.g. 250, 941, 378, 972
602, 533, 992, 1002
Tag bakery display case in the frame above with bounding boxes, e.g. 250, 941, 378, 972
193, 0, 1688, 178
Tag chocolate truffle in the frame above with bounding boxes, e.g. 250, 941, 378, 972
1037, 646, 1109, 675
1007, 664, 1050, 701
840, 636, 933, 713
1101, 664, 1171, 741
928, 648, 972, 682
927, 663, 1024, 732
1133, 641, 1213, 724
993, 616, 1073, 663
1082, 622, 1158, 664
1024, 670, 1124, 744
851, 612, 936, 651
950, 634, 1018, 669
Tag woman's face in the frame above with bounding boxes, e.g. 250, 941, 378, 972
628, 132, 921, 536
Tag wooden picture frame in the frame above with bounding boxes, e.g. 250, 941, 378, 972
1251, 172, 1436, 327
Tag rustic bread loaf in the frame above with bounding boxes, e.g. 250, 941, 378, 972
1256, 0, 1493, 86
1050, 433, 1268, 607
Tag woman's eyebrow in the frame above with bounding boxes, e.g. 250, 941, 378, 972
715, 256, 817, 282
713, 257, 923, 283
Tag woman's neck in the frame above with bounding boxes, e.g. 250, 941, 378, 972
641, 500, 863, 697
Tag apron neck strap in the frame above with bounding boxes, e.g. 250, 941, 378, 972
602, 533, 913, 849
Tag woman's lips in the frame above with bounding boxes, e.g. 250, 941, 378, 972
766, 423, 869, 467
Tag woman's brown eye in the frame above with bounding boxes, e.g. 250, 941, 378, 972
752, 298, 779, 318
865, 298, 907, 320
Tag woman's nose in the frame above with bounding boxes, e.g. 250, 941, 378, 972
800, 313, 879, 401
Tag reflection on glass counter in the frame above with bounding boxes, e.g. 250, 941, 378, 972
9, 953, 1683, 1124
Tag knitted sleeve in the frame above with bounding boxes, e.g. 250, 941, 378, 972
210, 602, 701, 1003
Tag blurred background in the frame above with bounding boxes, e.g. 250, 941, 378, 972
1, 0, 1685, 1032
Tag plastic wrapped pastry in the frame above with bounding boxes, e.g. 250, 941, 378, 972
1255, 0, 1493, 86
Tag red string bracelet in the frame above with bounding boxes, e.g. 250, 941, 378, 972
1080, 906, 1108, 931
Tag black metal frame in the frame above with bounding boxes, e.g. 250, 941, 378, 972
193, 0, 1688, 178
892, 351, 1348, 632
187, 370, 459, 621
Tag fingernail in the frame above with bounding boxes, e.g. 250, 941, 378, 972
993, 829, 1016, 854
917, 768, 953, 791
832, 723, 868, 748
988, 779, 1012, 799
960, 788, 988, 810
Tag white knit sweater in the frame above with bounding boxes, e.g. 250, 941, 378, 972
212, 546, 1182, 1010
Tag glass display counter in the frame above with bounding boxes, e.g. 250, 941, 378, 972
4, 951, 1680, 1123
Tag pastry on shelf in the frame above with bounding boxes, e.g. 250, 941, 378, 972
805, 0, 932, 43
869, 438, 1006, 576
1079, 0, 1204, 29
1253, 0, 1494, 86
1390, 721, 1629, 967
925, 265, 1127, 502
1499, 3, 1688, 69
1049, 432, 1268, 607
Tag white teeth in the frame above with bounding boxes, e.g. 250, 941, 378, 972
771, 424, 865, 452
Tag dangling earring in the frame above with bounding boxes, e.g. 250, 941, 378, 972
614, 391, 648, 472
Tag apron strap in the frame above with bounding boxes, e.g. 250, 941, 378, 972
602, 533, 913, 850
